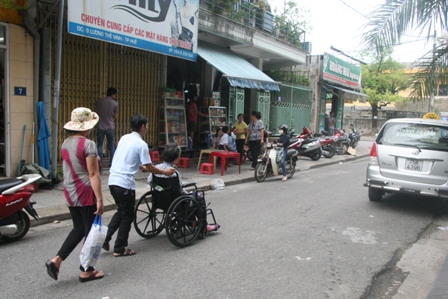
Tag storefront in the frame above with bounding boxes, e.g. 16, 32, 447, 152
317, 53, 367, 132
0, 0, 37, 177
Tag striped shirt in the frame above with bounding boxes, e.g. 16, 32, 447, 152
61, 137, 98, 207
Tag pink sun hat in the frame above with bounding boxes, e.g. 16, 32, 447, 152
63, 107, 99, 131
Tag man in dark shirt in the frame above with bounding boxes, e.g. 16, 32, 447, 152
95, 87, 119, 168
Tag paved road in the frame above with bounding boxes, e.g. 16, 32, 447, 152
2, 157, 448, 299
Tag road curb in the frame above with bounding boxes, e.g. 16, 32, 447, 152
31, 152, 370, 227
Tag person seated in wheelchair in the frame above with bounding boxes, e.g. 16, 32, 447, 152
147, 143, 219, 233
147, 143, 189, 194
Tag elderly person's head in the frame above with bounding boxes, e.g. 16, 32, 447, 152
161, 143, 181, 164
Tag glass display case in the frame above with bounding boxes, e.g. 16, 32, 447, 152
159, 97, 187, 148
208, 106, 227, 133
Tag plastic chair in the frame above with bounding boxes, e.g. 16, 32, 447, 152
177, 157, 191, 168
149, 150, 161, 164
199, 163, 214, 175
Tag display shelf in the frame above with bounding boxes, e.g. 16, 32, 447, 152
159, 96, 187, 148
197, 106, 227, 148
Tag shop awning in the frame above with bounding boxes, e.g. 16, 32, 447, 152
197, 43, 280, 91
325, 84, 368, 102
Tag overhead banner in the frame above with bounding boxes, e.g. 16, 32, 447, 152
67, 0, 198, 61
322, 53, 361, 89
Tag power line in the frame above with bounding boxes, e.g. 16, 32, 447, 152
337, 0, 372, 21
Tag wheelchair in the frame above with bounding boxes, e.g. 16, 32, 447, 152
133, 173, 219, 248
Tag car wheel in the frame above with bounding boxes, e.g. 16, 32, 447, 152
368, 187, 383, 202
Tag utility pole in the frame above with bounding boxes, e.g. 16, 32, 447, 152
51, 0, 64, 179
429, 29, 436, 112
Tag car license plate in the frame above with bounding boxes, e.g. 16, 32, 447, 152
405, 159, 422, 172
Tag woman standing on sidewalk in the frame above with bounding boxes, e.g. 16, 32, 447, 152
234, 113, 248, 163
246, 111, 265, 170
45, 107, 105, 282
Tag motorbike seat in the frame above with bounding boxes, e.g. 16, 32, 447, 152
301, 138, 318, 145
0, 178, 23, 194
286, 149, 297, 159
288, 138, 298, 145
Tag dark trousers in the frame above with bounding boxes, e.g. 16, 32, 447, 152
57, 205, 97, 272
249, 140, 261, 168
97, 129, 115, 165
236, 139, 245, 163
105, 185, 135, 254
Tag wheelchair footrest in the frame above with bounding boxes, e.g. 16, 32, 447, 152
207, 223, 220, 232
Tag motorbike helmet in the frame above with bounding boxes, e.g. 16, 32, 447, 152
279, 124, 288, 133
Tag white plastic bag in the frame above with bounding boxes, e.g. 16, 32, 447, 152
80, 215, 108, 270
211, 178, 225, 190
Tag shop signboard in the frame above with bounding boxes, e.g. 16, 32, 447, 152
322, 53, 361, 89
67, 0, 198, 61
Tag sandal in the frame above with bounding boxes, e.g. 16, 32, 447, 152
79, 270, 104, 283
45, 260, 59, 280
114, 248, 136, 257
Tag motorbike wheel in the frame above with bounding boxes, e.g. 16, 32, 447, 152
336, 144, 348, 155
0, 211, 30, 242
254, 162, 268, 182
286, 159, 296, 179
247, 150, 253, 162
323, 145, 335, 158
310, 150, 321, 161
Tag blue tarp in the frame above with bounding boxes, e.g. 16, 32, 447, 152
37, 101, 51, 172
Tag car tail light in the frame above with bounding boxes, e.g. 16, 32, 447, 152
370, 142, 378, 165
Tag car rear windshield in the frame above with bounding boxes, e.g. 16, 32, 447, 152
377, 122, 448, 151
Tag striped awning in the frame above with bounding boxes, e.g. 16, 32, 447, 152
198, 42, 280, 91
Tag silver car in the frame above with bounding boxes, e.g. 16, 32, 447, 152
364, 118, 448, 201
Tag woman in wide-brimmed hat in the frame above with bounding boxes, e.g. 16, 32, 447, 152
45, 107, 105, 283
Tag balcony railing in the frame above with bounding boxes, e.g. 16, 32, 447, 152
200, 0, 307, 49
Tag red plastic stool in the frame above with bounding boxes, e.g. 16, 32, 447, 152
200, 163, 214, 175
177, 157, 191, 168
149, 150, 161, 164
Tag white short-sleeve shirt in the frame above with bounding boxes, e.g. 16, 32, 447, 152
108, 132, 151, 190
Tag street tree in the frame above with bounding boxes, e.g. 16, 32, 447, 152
362, 53, 410, 131
273, 0, 311, 46
361, 0, 448, 110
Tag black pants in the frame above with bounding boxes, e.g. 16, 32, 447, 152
249, 140, 261, 168
236, 139, 245, 163
105, 185, 135, 254
57, 205, 97, 272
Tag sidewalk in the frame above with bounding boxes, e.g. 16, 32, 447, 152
30, 138, 374, 226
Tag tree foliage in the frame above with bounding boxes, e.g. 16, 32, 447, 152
362, 53, 410, 128
361, 0, 448, 99
273, 0, 311, 46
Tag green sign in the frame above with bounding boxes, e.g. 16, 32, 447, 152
323, 53, 361, 89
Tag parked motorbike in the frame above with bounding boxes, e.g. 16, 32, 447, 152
319, 136, 336, 158
348, 124, 362, 148
0, 174, 41, 242
255, 142, 298, 182
321, 129, 350, 155
291, 127, 322, 160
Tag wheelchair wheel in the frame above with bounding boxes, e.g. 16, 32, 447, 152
165, 195, 204, 248
134, 191, 165, 239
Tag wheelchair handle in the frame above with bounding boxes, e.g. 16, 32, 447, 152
182, 182, 197, 189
